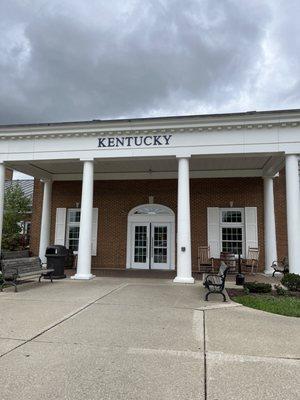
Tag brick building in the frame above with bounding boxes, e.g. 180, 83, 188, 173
0, 109, 299, 281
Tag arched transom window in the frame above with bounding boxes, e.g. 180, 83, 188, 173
129, 204, 174, 216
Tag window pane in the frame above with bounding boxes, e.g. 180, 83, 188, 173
134, 226, 147, 263
221, 227, 243, 255
69, 239, 79, 252
69, 210, 81, 223
153, 226, 168, 263
69, 226, 80, 239
222, 211, 242, 223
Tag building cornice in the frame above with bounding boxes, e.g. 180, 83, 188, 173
0, 111, 300, 140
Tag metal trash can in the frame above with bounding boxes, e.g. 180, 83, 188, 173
45, 245, 68, 279
236, 273, 245, 286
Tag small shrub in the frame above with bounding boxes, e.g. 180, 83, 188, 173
243, 282, 272, 293
281, 273, 300, 292
243, 286, 250, 295
274, 284, 287, 296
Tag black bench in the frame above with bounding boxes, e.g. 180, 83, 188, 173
1, 250, 30, 260
203, 262, 230, 302
0, 257, 54, 292
271, 257, 289, 277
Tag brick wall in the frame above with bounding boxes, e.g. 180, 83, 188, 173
30, 179, 43, 255
30, 172, 288, 271
5, 168, 13, 180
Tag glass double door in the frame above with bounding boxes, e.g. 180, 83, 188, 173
132, 222, 170, 269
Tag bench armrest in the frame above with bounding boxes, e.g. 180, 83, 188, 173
271, 261, 278, 267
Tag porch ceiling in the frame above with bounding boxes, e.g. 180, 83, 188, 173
7, 154, 284, 180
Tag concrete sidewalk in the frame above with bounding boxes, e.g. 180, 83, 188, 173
0, 277, 299, 399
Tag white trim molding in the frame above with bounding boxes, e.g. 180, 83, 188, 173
1, 109, 300, 141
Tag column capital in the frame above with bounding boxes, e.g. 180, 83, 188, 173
80, 158, 94, 162
40, 178, 52, 184
285, 154, 300, 163
176, 155, 191, 160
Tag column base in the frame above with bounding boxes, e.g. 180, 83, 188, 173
71, 274, 95, 280
173, 276, 195, 284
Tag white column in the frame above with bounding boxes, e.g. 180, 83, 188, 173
173, 157, 194, 283
72, 160, 95, 279
263, 177, 277, 274
285, 154, 300, 274
0, 163, 5, 253
39, 179, 52, 263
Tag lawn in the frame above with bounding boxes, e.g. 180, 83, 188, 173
230, 293, 300, 317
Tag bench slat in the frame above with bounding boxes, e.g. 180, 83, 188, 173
1, 250, 30, 260
1, 257, 50, 277
18, 269, 54, 278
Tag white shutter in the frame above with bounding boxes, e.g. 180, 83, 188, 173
91, 208, 98, 256
54, 208, 66, 245
207, 207, 220, 258
245, 207, 258, 253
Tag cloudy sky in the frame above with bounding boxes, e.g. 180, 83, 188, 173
0, 0, 299, 126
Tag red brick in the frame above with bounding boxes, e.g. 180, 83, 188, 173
30, 172, 288, 272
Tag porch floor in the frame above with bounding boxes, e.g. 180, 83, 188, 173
66, 267, 283, 284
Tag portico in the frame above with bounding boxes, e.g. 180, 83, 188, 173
1, 109, 300, 279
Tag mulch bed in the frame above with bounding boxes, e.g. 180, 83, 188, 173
227, 288, 300, 299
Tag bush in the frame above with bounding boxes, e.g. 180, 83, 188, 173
281, 273, 300, 292
2, 183, 31, 251
243, 282, 272, 293
274, 284, 287, 296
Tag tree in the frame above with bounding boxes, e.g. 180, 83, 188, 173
2, 184, 31, 250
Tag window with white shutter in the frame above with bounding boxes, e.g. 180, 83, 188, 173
57, 207, 98, 255
207, 207, 258, 258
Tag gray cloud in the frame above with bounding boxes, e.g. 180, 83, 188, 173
0, 0, 299, 124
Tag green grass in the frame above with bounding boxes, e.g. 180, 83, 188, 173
232, 294, 300, 317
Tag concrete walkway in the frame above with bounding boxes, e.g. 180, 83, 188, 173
0, 277, 299, 399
